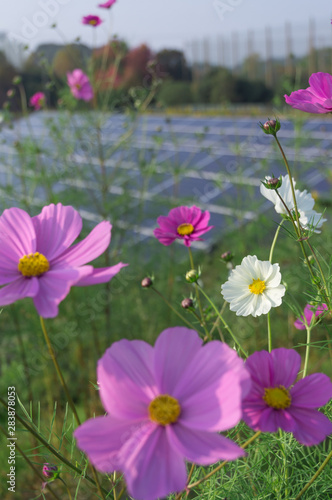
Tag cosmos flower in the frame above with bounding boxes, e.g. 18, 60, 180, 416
29, 92, 45, 110
242, 348, 332, 446
294, 303, 328, 330
98, 0, 117, 8
260, 175, 326, 232
67, 69, 94, 102
82, 15, 103, 27
153, 206, 213, 247
74, 327, 250, 500
284, 72, 332, 114
0, 203, 127, 317
221, 255, 285, 317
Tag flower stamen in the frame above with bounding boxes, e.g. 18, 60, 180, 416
18, 252, 50, 277
263, 385, 291, 409
148, 394, 181, 425
249, 278, 266, 295
177, 223, 194, 236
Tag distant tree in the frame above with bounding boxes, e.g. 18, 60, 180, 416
155, 49, 191, 81
0, 51, 17, 108
52, 45, 87, 78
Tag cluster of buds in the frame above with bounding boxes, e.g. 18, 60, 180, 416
260, 118, 281, 136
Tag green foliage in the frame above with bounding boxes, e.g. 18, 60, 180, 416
157, 80, 194, 106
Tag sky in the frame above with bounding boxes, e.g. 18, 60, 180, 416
1, 0, 332, 65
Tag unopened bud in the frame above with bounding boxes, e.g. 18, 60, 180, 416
181, 298, 193, 309
42, 464, 59, 480
6, 89, 15, 98
260, 118, 281, 135
221, 251, 233, 263
186, 269, 199, 283
12, 75, 22, 85
141, 277, 153, 288
262, 175, 282, 190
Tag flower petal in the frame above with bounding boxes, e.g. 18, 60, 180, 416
54, 221, 111, 266
291, 373, 332, 408
270, 348, 301, 387
0, 207, 36, 258
98, 339, 157, 420
290, 407, 332, 445
74, 415, 137, 472
168, 423, 245, 464
120, 424, 187, 500
32, 266, 92, 317
74, 263, 128, 286
32, 204, 82, 261
0, 276, 39, 306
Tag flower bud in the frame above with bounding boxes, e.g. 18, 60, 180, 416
260, 118, 281, 136
185, 269, 199, 283
42, 464, 59, 480
181, 298, 193, 309
221, 251, 233, 263
141, 277, 153, 288
261, 175, 282, 190
12, 75, 22, 85
6, 89, 15, 98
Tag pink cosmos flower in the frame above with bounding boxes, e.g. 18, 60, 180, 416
0, 203, 127, 318
67, 69, 94, 102
82, 15, 103, 27
74, 327, 251, 500
284, 72, 332, 113
29, 92, 45, 110
294, 303, 328, 330
98, 0, 116, 8
153, 206, 213, 247
242, 348, 332, 446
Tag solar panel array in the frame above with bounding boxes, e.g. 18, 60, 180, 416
0, 112, 331, 249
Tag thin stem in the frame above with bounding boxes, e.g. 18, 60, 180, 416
294, 448, 332, 500
267, 221, 284, 353
175, 463, 195, 500
39, 318, 106, 500
302, 326, 312, 378
187, 431, 262, 490
39, 317, 81, 426
196, 284, 248, 358
59, 477, 73, 500
0, 398, 110, 496
305, 239, 330, 307
188, 247, 212, 339
151, 287, 197, 330
0, 424, 62, 500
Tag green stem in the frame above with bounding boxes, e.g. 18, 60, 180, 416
39, 318, 106, 500
187, 431, 261, 490
0, 423, 62, 500
305, 239, 330, 307
0, 398, 110, 496
59, 477, 73, 500
302, 326, 312, 378
151, 287, 197, 330
196, 284, 248, 358
39, 317, 81, 426
294, 448, 332, 499
267, 221, 284, 353
188, 247, 210, 339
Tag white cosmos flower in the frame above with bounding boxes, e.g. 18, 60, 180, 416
221, 255, 286, 317
260, 175, 326, 232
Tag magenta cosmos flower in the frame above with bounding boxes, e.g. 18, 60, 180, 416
29, 92, 45, 110
74, 327, 251, 500
285, 72, 332, 113
242, 348, 332, 446
0, 204, 127, 318
67, 69, 94, 102
294, 303, 328, 330
153, 206, 213, 247
99, 0, 116, 8
82, 15, 103, 27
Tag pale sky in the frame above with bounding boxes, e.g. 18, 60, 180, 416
2, 0, 332, 64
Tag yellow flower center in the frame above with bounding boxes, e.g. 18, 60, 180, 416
18, 252, 50, 277
89, 19, 97, 25
263, 386, 291, 409
148, 394, 181, 426
177, 223, 194, 236
249, 278, 266, 295
75, 83, 82, 89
